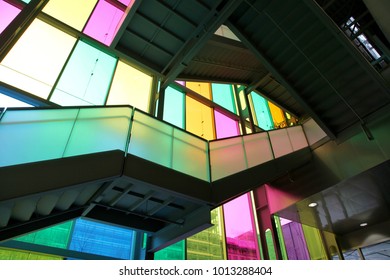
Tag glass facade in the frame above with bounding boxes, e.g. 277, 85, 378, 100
2, 0, 377, 262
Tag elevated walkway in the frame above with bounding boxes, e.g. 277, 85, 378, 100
0, 106, 311, 251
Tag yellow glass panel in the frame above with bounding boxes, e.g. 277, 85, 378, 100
186, 82, 212, 99
186, 96, 215, 140
0, 19, 76, 99
106, 61, 152, 112
268, 101, 286, 128
43, 0, 98, 31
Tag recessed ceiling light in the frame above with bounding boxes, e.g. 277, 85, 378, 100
308, 202, 318, 208
360, 222, 368, 227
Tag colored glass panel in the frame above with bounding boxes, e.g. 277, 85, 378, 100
280, 218, 310, 260
187, 207, 226, 260
129, 110, 209, 181
243, 133, 273, 167
250, 93, 274, 130
223, 193, 260, 260
0, 19, 76, 99
209, 137, 246, 181
128, 110, 174, 168
186, 96, 215, 140
0, 248, 62, 260
301, 224, 328, 260
0, 1, 21, 34
50, 40, 117, 106
268, 101, 286, 128
83, 0, 125, 46
42, 0, 97, 31
68, 218, 134, 259
163, 86, 185, 128
265, 229, 277, 260
21, 0, 31, 3
0, 93, 32, 107
154, 240, 185, 260
63, 107, 132, 157
274, 216, 288, 260
214, 110, 240, 139
172, 129, 209, 181
211, 83, 236, 113
186, 82, 212, 99
15, 221, 73, 249
0, 109, 78, 167
107, 61, 152, 112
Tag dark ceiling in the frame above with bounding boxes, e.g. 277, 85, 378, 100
114, 0, 390, 138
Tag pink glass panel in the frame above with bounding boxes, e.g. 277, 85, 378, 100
0, 1, 21, 34
223, 193, 260, 260
214, 110, 239, 139
83, 0, 125, 46
118, 0, 132, 5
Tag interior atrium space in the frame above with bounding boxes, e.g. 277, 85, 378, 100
1, 0, 390, 260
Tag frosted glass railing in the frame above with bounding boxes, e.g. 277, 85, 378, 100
0, 107, 307, 183
128, 110, 210, 181
210, 126, 308, 181
0, 107, 132, 167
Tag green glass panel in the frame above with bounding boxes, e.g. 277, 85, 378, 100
172, 129, 209, 181
250, 92, 274, 130
265, 229, 277, 260
163, 86, 185, 129
0, 248, 62, 260
211, 83, 236, 113
0, 109, 78, 167
301, 224, 328, 260
63, 107, 132, 156
15, 221, 73, 249
128, 110, 173, 168
154, 240, 185, 260
274, 216, 288, 260
50, 40, 117, 106
187, 208, 226, 260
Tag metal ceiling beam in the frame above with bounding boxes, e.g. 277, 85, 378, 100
226, 20, 337, 139
161, 0, 245, 89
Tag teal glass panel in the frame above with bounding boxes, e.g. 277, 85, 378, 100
0, 109, 78, 167
64, 107, 132, 156
209, 137, 246, 181
69, 218, 134, 259
211, 83, 236, 113
15, 221, 73, 249
128, 110, 173, 168
50, 40, 117, 106
163, 86, 185, 129
172, 129, 209, 181
154, 240, 185, 260
21, 0, 31, 3
250, 92, 274, 130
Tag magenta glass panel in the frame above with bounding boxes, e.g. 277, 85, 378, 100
0, 1, 21, 34
83, 0, 125, 46
118, 0, 132, 5
280, 218, 310, 260
214, 110, 239, 139
223, 193, 260, 260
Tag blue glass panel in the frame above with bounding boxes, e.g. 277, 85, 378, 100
68, 218, 134, 259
